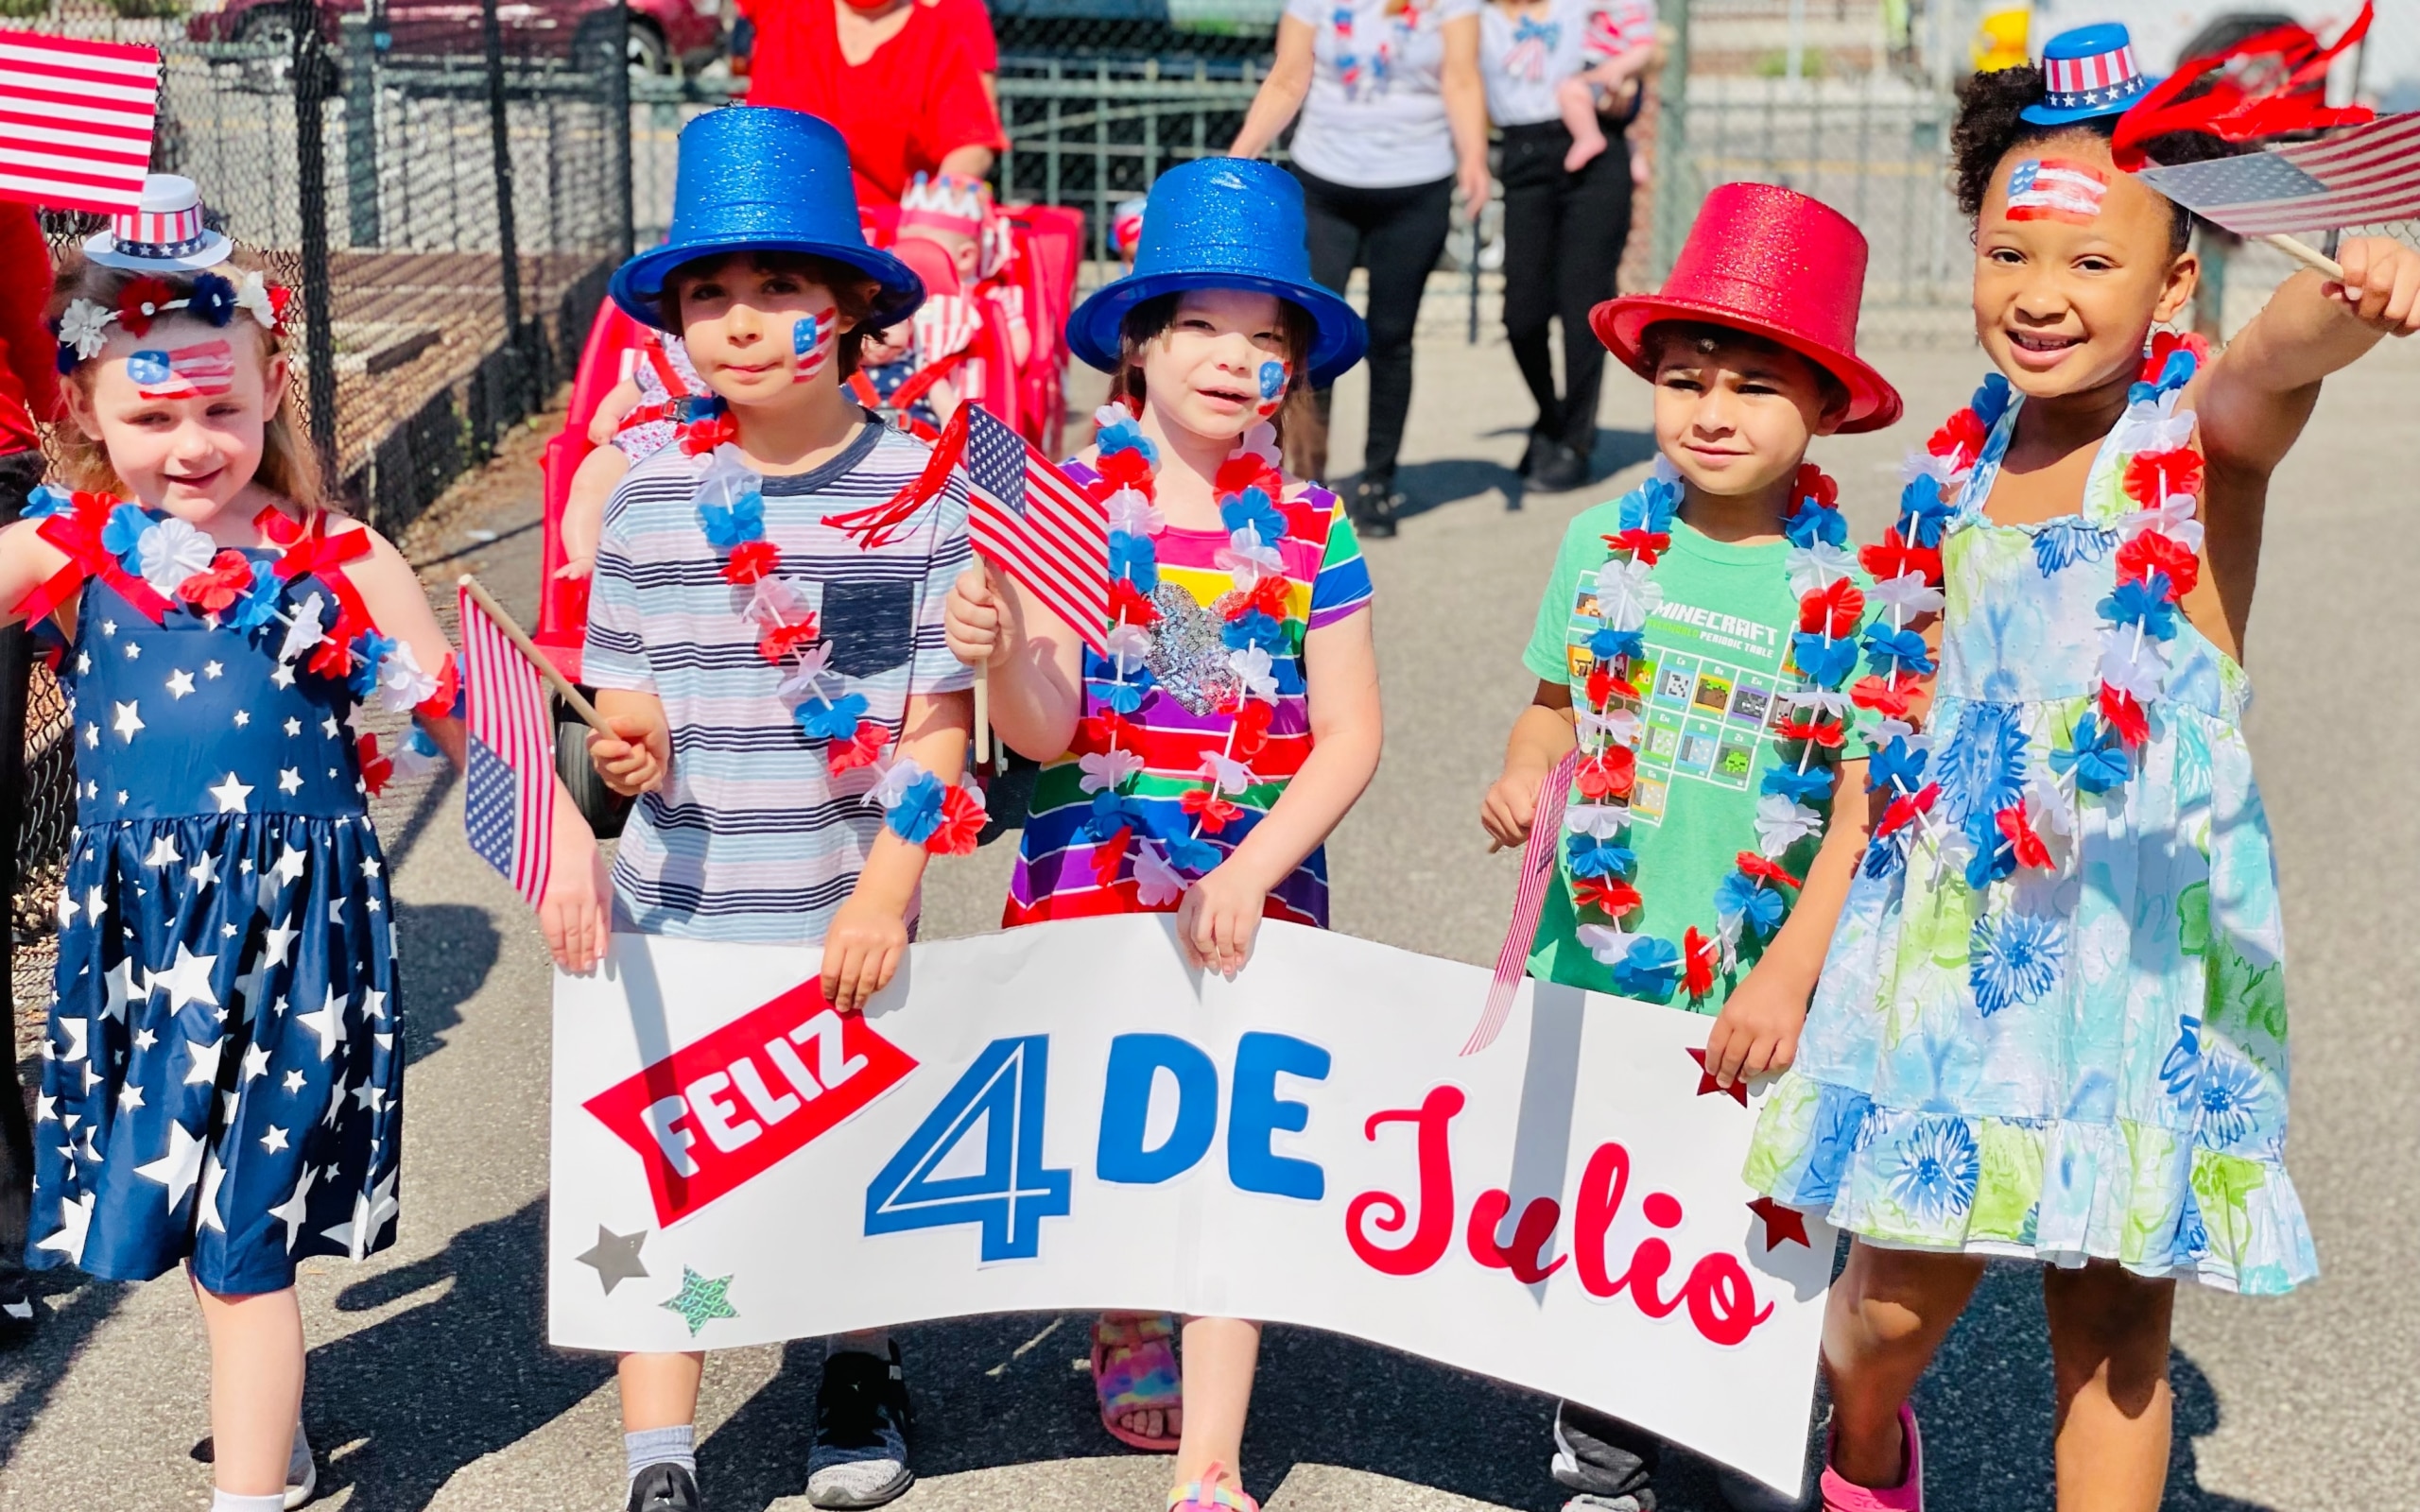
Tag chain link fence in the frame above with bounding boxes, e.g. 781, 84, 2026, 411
23, 0, 633, 529
9, 1, 634, 1023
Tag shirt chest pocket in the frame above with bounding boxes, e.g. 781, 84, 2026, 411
819, 579, 917, 679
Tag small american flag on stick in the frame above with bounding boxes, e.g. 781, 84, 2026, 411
0, 30, 159, 215
458, 579, 562, 907
960, 404, 1110, 655
833, 404, 1111, 654
2137, 113, 2420, 235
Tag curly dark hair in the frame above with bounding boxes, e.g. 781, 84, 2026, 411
1950, 65, 2240, 253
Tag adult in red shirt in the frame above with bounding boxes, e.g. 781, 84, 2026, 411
741, 0, 1005, 207
0, 201, 60, 496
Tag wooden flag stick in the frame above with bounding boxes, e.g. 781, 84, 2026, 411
2258, 232, 2345, 283
973, 667, 993, 766
458, 574, 615, 739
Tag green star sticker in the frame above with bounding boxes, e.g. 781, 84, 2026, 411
660, 1266, 737, 1336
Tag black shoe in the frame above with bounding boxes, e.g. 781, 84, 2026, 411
627, 1463, 701, 1512
806, 1345, 913, 1508
1552, 1400, 1660, 1507
1350, 477, 1401, 538
1517, 427, 1557, 478
1530, 442, 1591, 493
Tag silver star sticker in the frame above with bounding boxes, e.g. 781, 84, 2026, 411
576, 1227, 651, 1295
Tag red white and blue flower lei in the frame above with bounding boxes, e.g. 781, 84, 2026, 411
1857, 334, 2207, 887
15, 485, 453, 792
1075, 403, 1295, 904
686, 453, 985, 856
1564, 455, 1859, 1003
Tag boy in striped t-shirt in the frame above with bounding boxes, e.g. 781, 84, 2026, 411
579, 107, 970, 1512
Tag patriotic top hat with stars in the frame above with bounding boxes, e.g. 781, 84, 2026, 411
2025, 22, 2160, 126
1066, 157, 1368, 387
1589, 181, 1903, 434
81, 174, 233, 272
609, 106, 924, 332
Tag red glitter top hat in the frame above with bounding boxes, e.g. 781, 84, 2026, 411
1590, 182, 1902, 434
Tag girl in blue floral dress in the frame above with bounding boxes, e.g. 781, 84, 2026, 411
1, 180, 603, 1512
1737, 29, 2420, 1512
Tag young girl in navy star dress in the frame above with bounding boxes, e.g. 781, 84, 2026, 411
0, 176, 605, 1512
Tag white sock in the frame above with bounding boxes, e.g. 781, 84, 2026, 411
212, 1492, 286, 1512
626, 1423, 697, 1486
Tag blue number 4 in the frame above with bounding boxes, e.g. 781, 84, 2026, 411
864, 1036, 1072, 1262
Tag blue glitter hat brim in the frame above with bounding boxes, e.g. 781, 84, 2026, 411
1066, 268, 1369, 388
609, 234, 925, 333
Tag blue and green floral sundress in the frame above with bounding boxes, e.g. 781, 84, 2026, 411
1745, 384, 2317, 1296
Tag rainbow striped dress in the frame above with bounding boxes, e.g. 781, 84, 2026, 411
1003, 461, 1373, 927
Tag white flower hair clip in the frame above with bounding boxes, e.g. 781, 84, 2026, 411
57, 299, 116, 360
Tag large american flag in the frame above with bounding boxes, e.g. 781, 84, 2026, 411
959, 403, 1111, 655
458, 585, 557, 907
0, 30, 159, 215
2137, 114, 2420, 235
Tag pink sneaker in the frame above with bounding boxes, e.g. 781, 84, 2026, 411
1819, 1403, 1923, 1512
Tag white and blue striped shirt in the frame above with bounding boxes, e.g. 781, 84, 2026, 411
583, 421, 974, 944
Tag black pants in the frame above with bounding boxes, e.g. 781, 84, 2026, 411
1499, 115, 1634, 458
1294, 164, 1455, 487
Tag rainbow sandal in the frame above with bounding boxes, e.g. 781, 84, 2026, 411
1170, 1463, 1258, 1512
1093, 1311, 1184, 1452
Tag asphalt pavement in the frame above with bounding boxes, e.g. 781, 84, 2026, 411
1, 321, 2413, 1512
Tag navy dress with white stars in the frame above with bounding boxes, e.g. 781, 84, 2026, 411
29, 556, 404, 1295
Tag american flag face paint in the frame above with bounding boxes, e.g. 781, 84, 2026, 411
2006, 159, 2109, 224
128, 339, 236, 401
1255, 357, 1289, 420
791, 306, 836, 384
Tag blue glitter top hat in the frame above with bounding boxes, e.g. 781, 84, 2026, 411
1066, 158, 1367, 387
609, 107, 923, 331
2025, 23, 2160, 126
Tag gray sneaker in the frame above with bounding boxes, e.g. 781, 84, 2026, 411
805, 1345, 912, 1509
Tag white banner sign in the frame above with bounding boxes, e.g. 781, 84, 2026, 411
548, 916, 1837, 1492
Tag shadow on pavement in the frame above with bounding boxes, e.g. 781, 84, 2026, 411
0, 1275, 133, 1469
311, 1201, 614, 1512
391, 902, 502, 1068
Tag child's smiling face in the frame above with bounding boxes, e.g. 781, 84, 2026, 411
69, 316, 282, 522
1974, 131, 2197, 400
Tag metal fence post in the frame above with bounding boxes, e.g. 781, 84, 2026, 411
291, 0, 340, 489
609, 1, 634, 259
340, 10, 381, 247
483, 0, 527, 424
1650, 0, 1691, 283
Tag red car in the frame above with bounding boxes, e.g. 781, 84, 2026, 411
185, 0, 726, 77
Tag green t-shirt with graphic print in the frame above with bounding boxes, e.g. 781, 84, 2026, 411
1519, 510, 1871, 1013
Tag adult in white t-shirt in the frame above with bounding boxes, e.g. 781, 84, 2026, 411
1481, 0, 1655, 492
1230, 0, 1490, 536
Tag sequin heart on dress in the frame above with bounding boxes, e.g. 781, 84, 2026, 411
1146, 583, 1242, 715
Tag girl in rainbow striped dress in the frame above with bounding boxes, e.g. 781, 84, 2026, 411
942, 157, 1378, 1512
